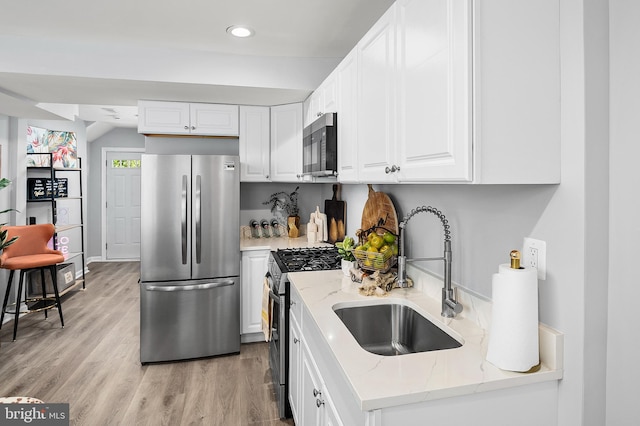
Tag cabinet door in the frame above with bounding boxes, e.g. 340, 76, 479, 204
321, 392, 344, 426
303, 96, 314, 128
322, 71, 338, 113
357, 4, 397, 183
308, 90, 324, 125
396, 0, 472, 182
239, 106, 271, 182
190, 103, 239, 136
289, 316, 303, 424
270, 103, 303, 182
138, 100, 190, 134
305, 72, 337, 127
301, 339, 323, 426
240, 250, 269, 335
337, 48, 359, 183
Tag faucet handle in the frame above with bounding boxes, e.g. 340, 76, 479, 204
445, 298, 463, 315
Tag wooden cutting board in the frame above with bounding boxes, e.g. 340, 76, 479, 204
324, 184, 346, 243
360, 184, 399, 235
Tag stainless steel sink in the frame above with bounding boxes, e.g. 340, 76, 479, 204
333, 303, 462, 356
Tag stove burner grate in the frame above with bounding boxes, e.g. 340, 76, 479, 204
275, 247, 341, 273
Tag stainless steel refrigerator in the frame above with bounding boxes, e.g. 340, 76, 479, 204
139, 154, 240, 363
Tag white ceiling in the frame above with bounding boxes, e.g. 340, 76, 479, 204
0, 0, 395, 135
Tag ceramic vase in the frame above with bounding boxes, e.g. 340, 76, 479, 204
341, 259, 356, 276
287, 215, 300, 238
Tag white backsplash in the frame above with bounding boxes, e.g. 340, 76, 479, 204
407, 263, 493, 332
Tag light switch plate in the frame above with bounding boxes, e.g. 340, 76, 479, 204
523, 237, 546, 280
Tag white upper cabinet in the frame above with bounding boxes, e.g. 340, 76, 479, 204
471, 0, 560, 184
271, 103, 303, 182
322, 73, 338, 114
189, 103, 239, 136
356, 4, 397, 183
336, 48, 359, 183
239, 106, 271, 182
138, 101, 239, 136
138, 101, 190, 134
332, 0, 559, 184
395, 0, 472, 182
305, 71, 338, 127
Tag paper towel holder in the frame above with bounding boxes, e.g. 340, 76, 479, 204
510, 250, 521, 269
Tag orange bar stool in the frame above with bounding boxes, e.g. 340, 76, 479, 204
0, 224, 65, 341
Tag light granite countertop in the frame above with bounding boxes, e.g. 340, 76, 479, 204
288, 269, 563, 412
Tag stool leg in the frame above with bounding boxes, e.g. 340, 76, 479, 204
0, 270, 15, 329
49, 266, 64, 329
39, 268, 48, 319
13, 271, 25, 341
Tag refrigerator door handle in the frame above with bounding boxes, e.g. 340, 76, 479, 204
145, 280, 235, 292
195, 174, 202, 264
181, 174, 188, 265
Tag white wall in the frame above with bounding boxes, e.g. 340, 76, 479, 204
607, 1, 639, 424
87, 127, 145, 258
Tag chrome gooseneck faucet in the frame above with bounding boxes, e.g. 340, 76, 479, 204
396, 206, 463, 318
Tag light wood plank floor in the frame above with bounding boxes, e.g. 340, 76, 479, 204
0, 262, 294, 426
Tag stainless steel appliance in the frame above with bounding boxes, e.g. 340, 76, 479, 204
267, 247, 341, 418
140, 154, 240, 364
303, 113, 338, 178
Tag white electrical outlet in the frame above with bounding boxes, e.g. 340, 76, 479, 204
523, 237, 546, 280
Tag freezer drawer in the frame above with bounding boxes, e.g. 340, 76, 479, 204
140, 277, 240, 363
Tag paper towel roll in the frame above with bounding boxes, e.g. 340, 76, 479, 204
486, 264, 539, 372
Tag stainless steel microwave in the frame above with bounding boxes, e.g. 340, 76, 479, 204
303, 113, 337, 177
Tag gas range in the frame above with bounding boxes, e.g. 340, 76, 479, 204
269, 246, 341, 295
266, 245, 341, 419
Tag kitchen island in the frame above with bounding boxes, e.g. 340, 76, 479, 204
288, 266, 563, 426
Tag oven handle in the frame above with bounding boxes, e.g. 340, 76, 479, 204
265, 271, 281, 304
269, 290, 280, 303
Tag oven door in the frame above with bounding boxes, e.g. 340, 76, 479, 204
265, 270, 285, 378
267, 275, 290, 418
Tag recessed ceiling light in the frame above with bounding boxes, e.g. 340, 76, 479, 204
226, 25, 255, 38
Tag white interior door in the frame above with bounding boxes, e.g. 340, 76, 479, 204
106, 151, 142, 259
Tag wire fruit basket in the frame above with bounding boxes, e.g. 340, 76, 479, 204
353, 225, 399, 273
352, 249, 396, 273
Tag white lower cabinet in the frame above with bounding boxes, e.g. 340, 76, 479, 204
240, 250, 269, 336
290, 290, 343, 426
289, 315, 303, 421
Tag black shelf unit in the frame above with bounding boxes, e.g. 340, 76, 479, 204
26, 153, 86, 295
